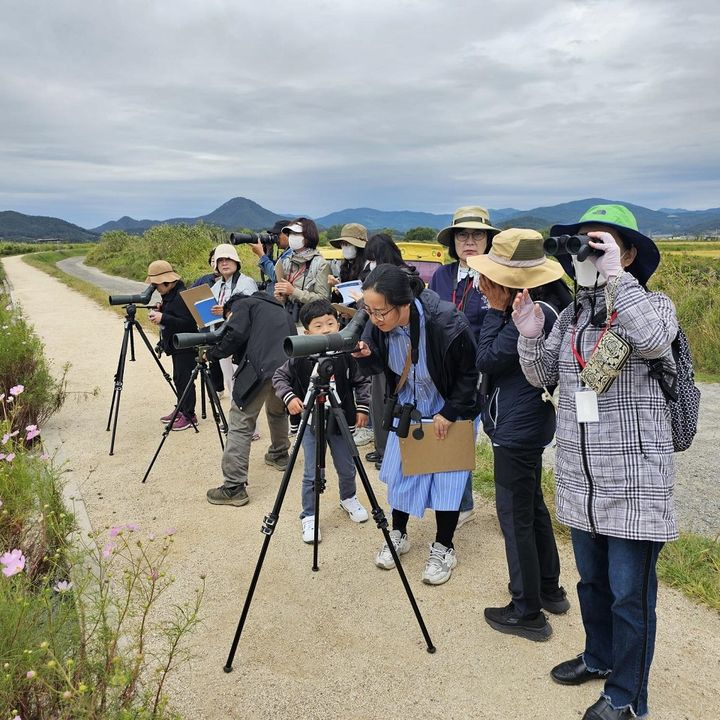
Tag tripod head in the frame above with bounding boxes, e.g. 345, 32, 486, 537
119, 303, 155, 320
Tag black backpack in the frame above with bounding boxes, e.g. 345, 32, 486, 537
647, 327, 701, 452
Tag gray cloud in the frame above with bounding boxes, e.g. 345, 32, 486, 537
0, 0, 717, 227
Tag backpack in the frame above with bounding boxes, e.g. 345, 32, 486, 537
647, 327, 701, 452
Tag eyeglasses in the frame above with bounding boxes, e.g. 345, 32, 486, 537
366, 305, 397, 320
455, 230, 487, 243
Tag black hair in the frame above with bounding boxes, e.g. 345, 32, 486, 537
362, 263, 424, 305
365, 233, 407, 267
340, 246, 366, 282
289, 217, 320, 249
299, 298, 338, 329
448, 228, 494, 261
529, 279, 574, 313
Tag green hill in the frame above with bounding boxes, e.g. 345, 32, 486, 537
0, 211, 98, 242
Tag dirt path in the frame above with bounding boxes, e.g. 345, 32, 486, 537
3, 254, 719, 720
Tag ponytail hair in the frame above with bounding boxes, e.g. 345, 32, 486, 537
362, 263, 424, 305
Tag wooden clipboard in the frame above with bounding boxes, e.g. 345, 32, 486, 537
180, 285, 220, 329
398, 419, 475, 475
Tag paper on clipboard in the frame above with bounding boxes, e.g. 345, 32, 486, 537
398, 419, 475, 475
180, 285, 222, 328
335, 280, 362, 305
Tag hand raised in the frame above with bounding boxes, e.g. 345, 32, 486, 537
511, 289, 544, 338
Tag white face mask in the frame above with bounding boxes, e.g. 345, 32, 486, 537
572, 257, 602, 287
367, 260, 377, 271
288, 234, 305, 251
342, 245, 357, 260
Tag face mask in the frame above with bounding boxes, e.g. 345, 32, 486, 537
342, 245, 357, 260
367, 260, 377, 271
289, 234, 305, 251
572, 257, 602, 287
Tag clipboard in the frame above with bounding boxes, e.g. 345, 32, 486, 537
180, 285, 223, 328
398, 419, 475, 475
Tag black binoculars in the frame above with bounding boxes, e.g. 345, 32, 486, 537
543, 233, 603, 262
382, 395, 423, 439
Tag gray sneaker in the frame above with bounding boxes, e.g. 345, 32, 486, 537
265, 453, 289, 471
375, 529, 411, 569
422, 542, 457, 585
206, 485, 249, 506
353, 427, 374, 447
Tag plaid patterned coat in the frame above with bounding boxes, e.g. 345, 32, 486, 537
518, 272, 678, 542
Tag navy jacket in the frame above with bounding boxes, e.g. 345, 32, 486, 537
157, 282, 197, 356
429, 262, 489, 339
476, 304, 558, 448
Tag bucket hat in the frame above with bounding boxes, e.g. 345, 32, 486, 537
436, 206, 501, 247
467, 228, 565, 289
550, 204, 660, 286
145, 260, 181, 284
329, 223, 368, 249
212, 243, 241, 271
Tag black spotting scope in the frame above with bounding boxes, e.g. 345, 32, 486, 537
173, 323, 227, 350
108, 285, 154, 306
283, 309, 369, 358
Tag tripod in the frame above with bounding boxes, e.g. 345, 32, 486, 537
106, 303, 177, 456
142, 345, 228, 483
224, 355, 435, 672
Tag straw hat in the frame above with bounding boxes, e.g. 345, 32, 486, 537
436, 206, 501, 247
467, 228, 565, 289
212, 243, 241, 271
329, 223, 368, 249
145, 260, 181, 284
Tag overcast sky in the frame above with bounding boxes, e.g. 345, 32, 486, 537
1, 0, 718, 228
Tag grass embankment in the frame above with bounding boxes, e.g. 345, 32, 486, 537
473, 443, 720, 611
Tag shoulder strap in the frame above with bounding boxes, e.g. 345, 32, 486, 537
395, 346, 413, 394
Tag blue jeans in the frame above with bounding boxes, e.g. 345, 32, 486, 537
459, 471, 474, 512
571, 528, 664, 718
300, 427, 356, 519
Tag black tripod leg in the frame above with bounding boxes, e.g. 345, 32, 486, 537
312, 396, 327, 572
107, 321, 132, 455
200, 370, 208, 419
224, 387, 318, 672
327, 395, 436, 653
199, 363, 228, 450
133, 321, 177, 397
142, 362, 202, 484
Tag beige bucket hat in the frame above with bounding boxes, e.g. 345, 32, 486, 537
329, 222, 368, 249
212, 243, 241, 271
145, 260, 181, 284
436, 206, 501, 247
467, 228, 565, 289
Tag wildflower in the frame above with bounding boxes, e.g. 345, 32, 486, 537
25, 425, 40, 441
62, 690, 72, 699
26, 670, 36, 679
125, 522, 140, 532
164, 527, 177, 536
7, 396, 14, 402
101, 542, 115, 559
0, 455, 4, 462
5, 453, 16, 463
1, 549, 26, 577
39, 452, 50, 461
53, 580, 73, 593
108, 526, 123, 538
9, 385, 24, 396
2, 430, 19, 444
149, 568, 160, 582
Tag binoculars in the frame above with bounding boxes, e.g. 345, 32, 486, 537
543, 233, 602, 262
382, 395, 423, 439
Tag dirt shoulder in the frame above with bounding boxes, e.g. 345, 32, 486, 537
3, 254, 719, 720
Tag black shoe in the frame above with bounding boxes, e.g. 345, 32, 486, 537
541, 586, 571, 614
206, 485, 249, 506
375, 461, 382, 470
265, 453, 289, 471
551, 656, 610, 686
365, 450, 383, 462
582, 697, 633, 720
484, 602, 552, 642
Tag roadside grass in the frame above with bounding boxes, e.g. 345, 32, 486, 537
473, 443, 720, 611
0, 241, 88, 257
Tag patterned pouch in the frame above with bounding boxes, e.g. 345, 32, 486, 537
580, 330, 631, 394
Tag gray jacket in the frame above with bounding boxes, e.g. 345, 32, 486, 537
518, 272, 678, 542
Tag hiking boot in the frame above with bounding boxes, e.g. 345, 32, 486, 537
541, 586, 571, 614
456, 509, 476, 529
375, 530, 410, 570
339, 495, 369, 523
484, 602, 552, 641
353, 427, 374, 447
171, 413, 194, 431
265, 453, 289, 471
160, 409, 176, 423
422, 542, 457, 585
301, 516, 321, 544
206, 485, 249, 506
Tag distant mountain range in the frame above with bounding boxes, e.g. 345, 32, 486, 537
2, 196, 719, 242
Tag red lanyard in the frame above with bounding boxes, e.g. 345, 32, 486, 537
452, 277, 473, 310
287, 266, 305, 285
571, 311, 618, 369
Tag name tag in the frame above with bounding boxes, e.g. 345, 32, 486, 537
575, 389, 599, 423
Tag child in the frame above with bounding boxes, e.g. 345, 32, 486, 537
272, 299, 371, 542
146, 260, 198, 431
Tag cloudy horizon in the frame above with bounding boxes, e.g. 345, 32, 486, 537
1, 0, 718, 229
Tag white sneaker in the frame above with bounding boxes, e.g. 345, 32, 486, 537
339, 496, 369, 523
301, 516, 321, 544
422, 542, 457, 585
457, 509, 476, 529
375, 529, 410, 569
353, 427, 374, 447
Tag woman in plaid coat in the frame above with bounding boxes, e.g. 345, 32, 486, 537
514, 205, 677, 720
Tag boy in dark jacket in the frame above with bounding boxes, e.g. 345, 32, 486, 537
272, 300, 371, 543
146, 260, 198, 431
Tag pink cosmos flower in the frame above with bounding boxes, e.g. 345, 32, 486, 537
1, 548, 26, 576
9, 385, 24, 396
125, 523, 140, 532
2, 430, 19, 444
0, 454, 5, 461
102, 542, 115, 558
26, 670, 36, 679
108, 526, 124, 538
53, 580, 73, 593
5, 453, 15, 463
39, 452, 50, 461
25, 425, 40, 441
149, 568, 160, 582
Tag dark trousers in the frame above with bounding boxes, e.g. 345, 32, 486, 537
572, 528, 663, 717
493, 444, 561, 616
370, 374, 388, 454
209, 358, 224, 392
171, 351, 196, 418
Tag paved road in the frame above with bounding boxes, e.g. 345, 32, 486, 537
55, 254, 720, 538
